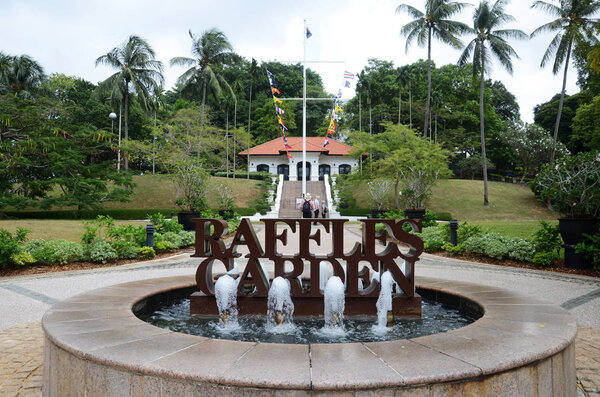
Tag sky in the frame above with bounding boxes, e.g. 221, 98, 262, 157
0, 0, 581, 123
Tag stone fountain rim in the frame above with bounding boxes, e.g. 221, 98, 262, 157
42, 275, 577, 391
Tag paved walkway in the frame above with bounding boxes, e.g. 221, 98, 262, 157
0, 223, 599, 396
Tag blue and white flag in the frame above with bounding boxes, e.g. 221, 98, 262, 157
343, 71, 355, 79
306, 27, 312, 39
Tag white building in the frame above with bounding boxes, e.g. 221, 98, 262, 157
239, 137, 358, 180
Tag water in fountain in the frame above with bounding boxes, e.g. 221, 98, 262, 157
323, 276, 345, 331
319, 261, 328, 291
266, 277, 294, 331
374, 270, 394, 331
214, 274, 239, 329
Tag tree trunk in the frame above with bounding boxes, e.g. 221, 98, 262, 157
550, 39, 572, 168
124, 82, 129, 170
233, 100, 237, 178
226, 110, 229, 177
247, 81, 253, 180
480, 47, 489, 206
409, 83, 412, 128
200, 73, 208, 164
394, 179, 400, 209
398, 87, 402, 124
424, 26, 432, 137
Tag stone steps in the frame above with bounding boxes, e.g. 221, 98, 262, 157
278, 180, 326, 218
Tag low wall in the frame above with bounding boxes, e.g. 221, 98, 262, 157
42, 276, 577, 396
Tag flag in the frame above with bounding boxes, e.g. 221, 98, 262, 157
280, 124, 288, 132
275, 106, 285, 115
329, 119, 336, 130
287, 151, 294, 159
271, 87, 280, 95
266, 70, 276, 86
306, 27, 312, 39
283, 135, 292, 149
344, 80, 350, 88
343, 71, 355, 79
335, 105, 343, 113
277, 115, 285, 126
323, 138, 329, 147
273, 96, 282, 104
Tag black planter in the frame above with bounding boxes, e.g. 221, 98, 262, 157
370, 209, 387, 219
177, 212, 200, 232
218, 209, 235, 220
404, 209, 426, 220
558, 217, 600, 269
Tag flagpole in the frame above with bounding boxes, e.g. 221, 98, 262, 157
302, 19, 307, 197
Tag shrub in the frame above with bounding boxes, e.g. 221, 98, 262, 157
107, 223, 145, 244
506, 239, 535, 262
10, 252, 37, 267
532, 252, 560, 267
533, 221, 562, 254
441, 222, 482, 244
137, 246, 156, 259
575, 231, 600, 270
442, 243, 464, 255
425, 239, 445, 252
111, 241, 139, 259
0, 228, 29, 268
88, 239, 118, 263
178, 231, 195, 247
162, 232, 183, 248
422, 210, 438, 228
154, 241, 175, 253
148, 213, 183, 234
24, 239, 86, 265
435, 212, 453, 221
463, 233, 509, 259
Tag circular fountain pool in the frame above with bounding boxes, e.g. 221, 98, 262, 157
42, 276, 577, 396
135, 292, 479, 343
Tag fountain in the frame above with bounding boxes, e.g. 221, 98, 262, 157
323, 276, 345, 329
41, 218, 577, 396
266, 277, 294, 326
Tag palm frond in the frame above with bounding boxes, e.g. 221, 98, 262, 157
531, 1, 563, 17
396, 3, 424, 19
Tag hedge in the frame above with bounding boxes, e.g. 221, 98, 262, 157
212, 171, 272, 182
339, 208, 371, 216
4, 207, 259, 220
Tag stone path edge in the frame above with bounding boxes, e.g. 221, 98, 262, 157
41, 275, 577, 392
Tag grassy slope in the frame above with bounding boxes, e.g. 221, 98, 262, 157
348, 178, 558, 239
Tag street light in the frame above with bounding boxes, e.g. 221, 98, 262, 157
109, 112, 117, 170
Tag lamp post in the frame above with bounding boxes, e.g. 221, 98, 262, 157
109, 112, 117, 169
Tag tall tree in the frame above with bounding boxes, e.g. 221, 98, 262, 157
96, 35, 164, 170
459, 0, 526, 206
397, 0, 470, 136
531, 0, 600, 166
246, 58, 260, 179
1, 54, 45, 98
170, 29, 237, 128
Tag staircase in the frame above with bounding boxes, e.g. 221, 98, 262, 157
278, 180, 327, 218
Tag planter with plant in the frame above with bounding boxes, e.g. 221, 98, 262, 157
367, 179, 391, 219
215, 183, 235, 220
173, 163, 210, 231
532, 151, 600, 269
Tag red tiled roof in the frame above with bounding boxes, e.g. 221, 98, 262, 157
239, 137, 354, 156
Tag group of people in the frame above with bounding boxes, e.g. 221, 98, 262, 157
298, 193, 328, 224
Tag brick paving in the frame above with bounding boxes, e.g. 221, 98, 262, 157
0, 323, 43, 397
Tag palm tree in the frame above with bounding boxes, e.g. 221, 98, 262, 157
96, 35, 164, 170
397, 65, 414, 127
1, 54, 45, 98
531, 0, 600, 166
397, 0, 470, 136
171, 29, 237, 127
459, 0, 527, 206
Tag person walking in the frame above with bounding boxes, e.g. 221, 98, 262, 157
321, 200, 328, 218
298, 193, 314, 233
313, 196, 320, 225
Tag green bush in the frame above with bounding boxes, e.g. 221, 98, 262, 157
533, 221, 562, 254
575, 231, 600, 270
111, 241, 139, 259
339, 208, 370, 216
440, 222, 482, 244
423, 210, 438, 227
4, 209, 173, 220
463, 233, 509, 259
178, 231, 195, 247
25, 239, 85, 265
148, 213, 183, 234
506, 238, 535, 262
0, 228, 29, 268
162, 232, 183, 248
10, 252, 37, 266
442, 243, 464, 255
88, 239, 118, 263
425, 239, 445, 252
234, 207, 255, 216
154, 241, 175, 253
137, 246, 156, 259
532, 252, 560, 267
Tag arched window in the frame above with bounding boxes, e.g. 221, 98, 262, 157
257, 164, 270, 173
339, 164, 351, 175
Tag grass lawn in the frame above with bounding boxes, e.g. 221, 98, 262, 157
428, 179, 557, 222
0, 219, 148, 242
